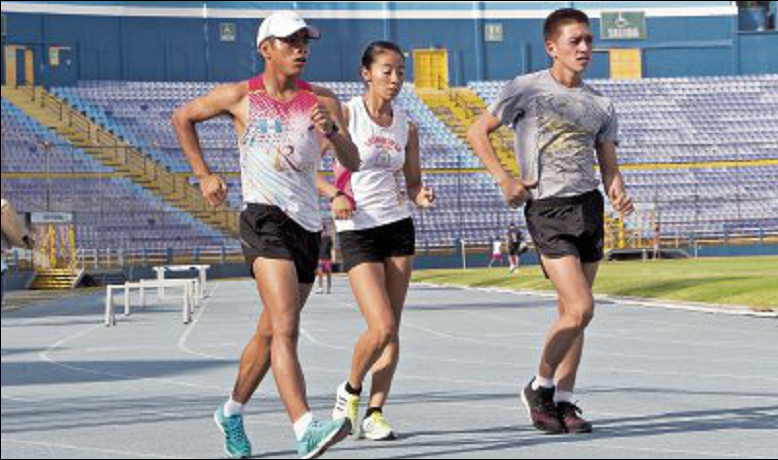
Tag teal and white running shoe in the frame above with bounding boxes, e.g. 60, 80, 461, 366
214, 403, 252, 459
297, 418, 351, 459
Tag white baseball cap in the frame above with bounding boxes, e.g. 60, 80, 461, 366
257, 11, 321, 48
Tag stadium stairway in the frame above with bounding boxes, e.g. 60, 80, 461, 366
1, 85, 239, 238
30, 268, 86, 291
416, 87, 520, 177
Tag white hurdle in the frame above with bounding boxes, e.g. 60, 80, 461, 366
105, 278, 200, 327
153, 265, 210, 300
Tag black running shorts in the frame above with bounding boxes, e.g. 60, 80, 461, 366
524, 189, 605, 265
240, 204, 321, 284
339, 218, 416, 273
509, 243, 529, 256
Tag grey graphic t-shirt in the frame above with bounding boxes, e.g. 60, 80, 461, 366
489, 70, 619, 200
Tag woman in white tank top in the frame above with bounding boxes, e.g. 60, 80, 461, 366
318, 41, 435, 441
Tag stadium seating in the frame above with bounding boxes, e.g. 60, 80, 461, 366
1, 99, 230, 251
3, 75, 776, 250
471, 75, 778, 241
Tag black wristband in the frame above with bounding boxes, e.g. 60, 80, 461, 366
330, 191, 346, 202
324, 123, 340, 139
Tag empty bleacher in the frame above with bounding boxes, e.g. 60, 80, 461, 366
1, 99, 231, 251
3, 75, 777, 251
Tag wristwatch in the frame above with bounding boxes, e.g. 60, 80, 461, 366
324, 123, 340, 139
331, 191, 346, 202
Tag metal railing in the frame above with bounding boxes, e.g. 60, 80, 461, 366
74, 246, 245, 270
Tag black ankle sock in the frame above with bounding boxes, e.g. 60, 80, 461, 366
365, 407, 383, 419
345, 382, 362, 396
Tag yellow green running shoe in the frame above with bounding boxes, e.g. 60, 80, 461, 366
332, 382, 361, 435
360, 410, 397, 441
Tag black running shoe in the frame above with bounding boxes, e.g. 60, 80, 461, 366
521, 379, 564, 434
557, 401, 593, 434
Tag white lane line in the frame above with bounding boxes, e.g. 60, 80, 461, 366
7, 279, 772, 460
413, 282, 778, 319
548, 439, 772, 459
402, 319, 778, 384
0, 394, 36, 403
177, 284, 233, 362
452, 303, 776, 352
308, 296, 778, 384
36, 287, 227, 393
0, 437, 185, 459
400, 288, 778, 362
419, 280, 778, 321
401, 314, 778, 379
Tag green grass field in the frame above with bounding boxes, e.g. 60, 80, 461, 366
412, 257, 778, 311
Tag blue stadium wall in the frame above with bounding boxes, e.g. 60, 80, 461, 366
1, 1, 777, 87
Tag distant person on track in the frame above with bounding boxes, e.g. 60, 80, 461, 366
507, 223, 529, 274
653, 221, 662, 261
317, 224, 335, 295
489, 236, 504, 269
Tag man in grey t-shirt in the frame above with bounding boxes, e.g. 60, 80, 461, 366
488, 69, 619, 200
468, 8, 634, 436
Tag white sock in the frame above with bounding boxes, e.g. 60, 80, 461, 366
532, 375, 555, 390
224, 398, 245, 417
554, 391, 574, 404
293, 412, 314, 441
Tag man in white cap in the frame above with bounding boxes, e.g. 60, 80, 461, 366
173, 11, 360, 459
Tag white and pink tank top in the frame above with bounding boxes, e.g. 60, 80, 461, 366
239, 75, 323, 232
334, 97, 413, 233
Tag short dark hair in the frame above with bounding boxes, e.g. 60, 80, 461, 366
361, 41, 405, 70
544, 8, 590, 42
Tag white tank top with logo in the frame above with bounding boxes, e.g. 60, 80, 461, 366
239, 75, 323, 233
334, 97, 413, 233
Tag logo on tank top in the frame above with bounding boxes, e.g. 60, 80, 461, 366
375, 150, 393, 168
243, 120, 284, 149
258, 118, 284, 135
274, 144, 315, 173
365, 136, 403, 170
366, 135, 402, 153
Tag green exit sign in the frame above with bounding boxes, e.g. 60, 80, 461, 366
601, 12, 647, 40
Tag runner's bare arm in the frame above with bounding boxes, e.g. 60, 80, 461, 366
316, 173, 339, 200
468, 111, 536, 208
404, 122, 435, 208
597, 141, 634, 215
172, 82, 246, 180
312, 85, 361, 172
172, 82, 247, 207
316, 173, 353, 220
